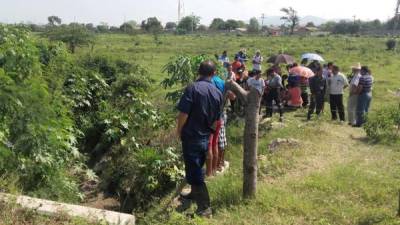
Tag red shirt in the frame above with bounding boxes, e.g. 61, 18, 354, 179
287, 87, 303, 107
232, 61, 242, 73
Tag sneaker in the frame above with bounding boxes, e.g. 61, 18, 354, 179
196, 207, 212, 218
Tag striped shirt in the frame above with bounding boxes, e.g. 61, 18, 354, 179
359, 74, 373, 93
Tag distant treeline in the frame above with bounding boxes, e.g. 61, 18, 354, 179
8, 15, 400, 36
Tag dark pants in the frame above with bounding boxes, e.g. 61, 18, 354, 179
329, 94, 345, 121
356, 92, 372, 126
308, 93, 325, 119
182, 138, 209, 185
265, 88, 283, 118
301, 92, 309, 107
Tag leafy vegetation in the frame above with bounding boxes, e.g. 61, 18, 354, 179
0, 25, 184, 211
364, 104, 400, 144
1, 23, 400, 224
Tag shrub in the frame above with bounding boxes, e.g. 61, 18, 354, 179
386, 39, 396, 51
364, 105, 400, 144
100, 146, 184, 213
0, 24, 84, 201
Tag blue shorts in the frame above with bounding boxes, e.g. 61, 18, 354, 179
182, 138, 209, 185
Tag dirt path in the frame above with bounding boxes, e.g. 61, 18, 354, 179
265, 122, 383, 185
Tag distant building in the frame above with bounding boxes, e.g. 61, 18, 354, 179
267, 26, 283, 36
295, 26, 319, 35
234, 28, 247, 33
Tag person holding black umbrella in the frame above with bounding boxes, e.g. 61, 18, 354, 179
264, 68, 284, 122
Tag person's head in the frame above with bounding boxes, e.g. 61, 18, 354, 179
198, 60, 216, 78
227, 64, 232, 72
351, 63, 361, 74
266, 68, 275, 77
234, 55, 240, 61
360, 66, 370, 75
293, 63, 298, 67
222, 50, 227, 56
272, 65, 281, 75
286, 64, 292, 72
332, 65, 340, 75
255, 50, 261, 56
327, 62, 334, 70
254, 69, 262, 78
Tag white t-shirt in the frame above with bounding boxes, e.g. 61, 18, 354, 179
350, 73, 361, 86
328, 73, 349, 95
247, 77, 265, 95
252, 55, 263, 71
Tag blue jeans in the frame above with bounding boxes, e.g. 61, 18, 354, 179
182, 138, 209, 185
356, 92, 372, 126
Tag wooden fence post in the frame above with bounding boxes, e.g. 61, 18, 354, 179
225, 81, 261, 198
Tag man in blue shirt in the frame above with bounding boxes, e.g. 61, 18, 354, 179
176, 60, 223, 217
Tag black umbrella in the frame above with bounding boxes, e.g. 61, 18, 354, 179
267, 54, 295, 65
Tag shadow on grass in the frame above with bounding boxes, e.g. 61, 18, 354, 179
350, 134, 371, 144
209, 173, 243, 212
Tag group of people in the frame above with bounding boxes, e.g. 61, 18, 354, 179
219, 49, 374, 127
175, 50, 374, 217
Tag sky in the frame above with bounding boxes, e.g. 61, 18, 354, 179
0, 0, 396, 26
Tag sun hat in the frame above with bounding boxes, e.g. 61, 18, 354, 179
351, 62, 361, 70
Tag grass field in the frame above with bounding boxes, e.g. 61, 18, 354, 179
3, 33, 400, 224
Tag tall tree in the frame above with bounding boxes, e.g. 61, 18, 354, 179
165, 22, 177, 30
225, 19, 239, 31
248, 17, 260, 33
280, 7, 300, 35
96, 22, 109, 33
141, 17, 163, 33
45, 24, 94, 53
209, 18, 226, 30
177, 15, 201, 33
47, 16, 62, 26
120, 23, 134, 33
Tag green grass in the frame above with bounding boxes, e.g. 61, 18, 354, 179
5, 33, 400, 224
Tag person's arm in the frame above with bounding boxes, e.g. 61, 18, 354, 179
343, 75, 349, 89
176, 86, 193, 138
176, 112, 189, 137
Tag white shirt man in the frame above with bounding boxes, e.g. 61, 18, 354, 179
328, 72, 349, 95
252, 52, 263, 71
247, 76, 265, 95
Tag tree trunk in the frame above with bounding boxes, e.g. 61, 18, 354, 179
225, 81, 261, 198
242, 88, 261, 198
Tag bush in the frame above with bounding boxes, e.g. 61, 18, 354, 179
364, 105, 400, 144
0, 24, 84, 201
386, 39, 396, 51
100, 146, 184, 213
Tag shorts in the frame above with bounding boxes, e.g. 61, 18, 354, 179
208, 119, 222, 150
218, 113, 227, 150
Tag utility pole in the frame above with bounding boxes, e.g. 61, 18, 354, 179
191, 12, 194, 33
353, 15, 356, 24
261, 13, 265, 27
394, 0, 400, 32
178, 0, 185, 22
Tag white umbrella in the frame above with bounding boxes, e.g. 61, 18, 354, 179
301, 53, 325, 62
